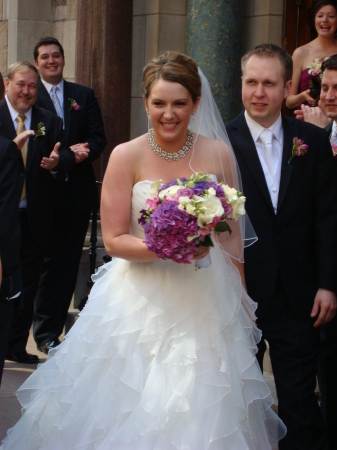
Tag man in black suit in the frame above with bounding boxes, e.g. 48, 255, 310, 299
32, 37, 106, 353
0, 134, 27, 382
226, 44, 337, 449
292, 55, 337, 450
2, 61, 75, 364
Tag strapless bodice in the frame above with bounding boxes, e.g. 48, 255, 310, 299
300, 68, 310, 93
130, 180, 153, 238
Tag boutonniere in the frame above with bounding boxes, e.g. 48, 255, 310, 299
34, 122, 46, 140
68, 98, 81, 112
331, 143, 337, 158
288, 137, 308, 164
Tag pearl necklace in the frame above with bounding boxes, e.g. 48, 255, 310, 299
147, 129, 193, 162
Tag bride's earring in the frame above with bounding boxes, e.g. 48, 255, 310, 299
147, 112, 152, 132
191, 112, 196, 120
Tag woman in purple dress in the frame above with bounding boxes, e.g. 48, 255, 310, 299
286, 0, 337, 110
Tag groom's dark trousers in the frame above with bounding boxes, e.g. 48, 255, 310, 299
227, 112, 337, 450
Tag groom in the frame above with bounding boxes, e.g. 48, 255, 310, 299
226, 44, 337, 449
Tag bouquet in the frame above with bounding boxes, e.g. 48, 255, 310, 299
138, 173, 246, 267
307, 56, 328, 100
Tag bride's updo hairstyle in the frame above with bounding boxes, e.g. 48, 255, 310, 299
143, 51, 201, 103
143, 51, 257, 261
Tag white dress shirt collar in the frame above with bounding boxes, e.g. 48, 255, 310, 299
41, 78, 64, 97
244, 111, 282, 145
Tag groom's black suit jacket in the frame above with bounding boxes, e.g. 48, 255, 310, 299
36, 80, 106, 211
0, 99, 74, 244
226, 112, 337, 319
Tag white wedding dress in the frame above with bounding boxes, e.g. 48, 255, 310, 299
1, 181, 285, 449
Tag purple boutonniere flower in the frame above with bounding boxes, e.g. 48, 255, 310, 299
288, 137, 308, 164
68, 98, 81, 112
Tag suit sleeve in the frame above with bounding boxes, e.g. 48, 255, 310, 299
314, 130, 337, 292
0, 139, 21, 278
80, 89, 107, 165
54, 116, 75, 177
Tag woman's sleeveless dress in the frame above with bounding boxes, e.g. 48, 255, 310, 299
1, 181, 286, 449
300, 68, 310, 93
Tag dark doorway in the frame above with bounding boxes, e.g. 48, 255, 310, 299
283, 0, 314, 56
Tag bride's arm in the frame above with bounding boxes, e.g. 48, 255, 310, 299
100, 142, 158, 262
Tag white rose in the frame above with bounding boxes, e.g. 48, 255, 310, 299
222, 184, 239, 203
195, 195, 224, 226
186, 203, 196, 215
231, 196, 246, 220
150, 180, 162, 196
178, 196, 196, 215
207, 187, 216, 196
159, 184, 181, 199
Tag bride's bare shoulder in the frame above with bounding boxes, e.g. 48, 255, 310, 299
110, 134, 147, 159
104, 134, 148, 184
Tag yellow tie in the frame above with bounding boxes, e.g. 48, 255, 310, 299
16, 114, 27, 200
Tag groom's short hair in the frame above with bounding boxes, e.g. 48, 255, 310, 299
241, 43, 293, 85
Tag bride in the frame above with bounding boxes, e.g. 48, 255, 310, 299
1, 51, 286, 449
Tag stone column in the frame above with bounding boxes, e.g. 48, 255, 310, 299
131, 0, 187, 139
76, 0, 133, 181
185, 0, 242, 122
6, 0, 51, 66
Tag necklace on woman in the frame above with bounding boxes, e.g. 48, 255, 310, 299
147, 128, 194, 162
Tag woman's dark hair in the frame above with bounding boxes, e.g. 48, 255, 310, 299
309, 1, 337, 32
143, 51, 201, 103
33, 36, 64, 61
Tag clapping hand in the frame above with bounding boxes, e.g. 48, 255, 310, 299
294, 103, 332, 128
40, 142, 60, 170
13, 130, 35, 149
70, 143, 90, 163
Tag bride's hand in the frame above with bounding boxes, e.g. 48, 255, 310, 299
194, 246, 210, 260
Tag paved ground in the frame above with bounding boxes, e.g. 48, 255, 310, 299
0, 331, 278, 444
0, 331, 48, 441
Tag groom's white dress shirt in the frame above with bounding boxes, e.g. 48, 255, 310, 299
245, 111, 283, 214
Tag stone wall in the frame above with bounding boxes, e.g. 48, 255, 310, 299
0, 0, 77, 81
52, 0, 77, 82
130, 0, 187, 139
241, 0, 283, 53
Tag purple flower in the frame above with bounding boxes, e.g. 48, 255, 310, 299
159, 179, 188, 192
177, 187, 194, 197
288, 137, 308, 164
220, 198, 232, 217
142, 201, 198, 264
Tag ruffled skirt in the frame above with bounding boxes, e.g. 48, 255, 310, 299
1, 247, 285, 449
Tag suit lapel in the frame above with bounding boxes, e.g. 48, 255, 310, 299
63, 80, 72, 140
325, 122, 333, 135
26, 106, 42, 173
277, 115, 297, 212
38, 80, 56, 114
231, 113, 274, 211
